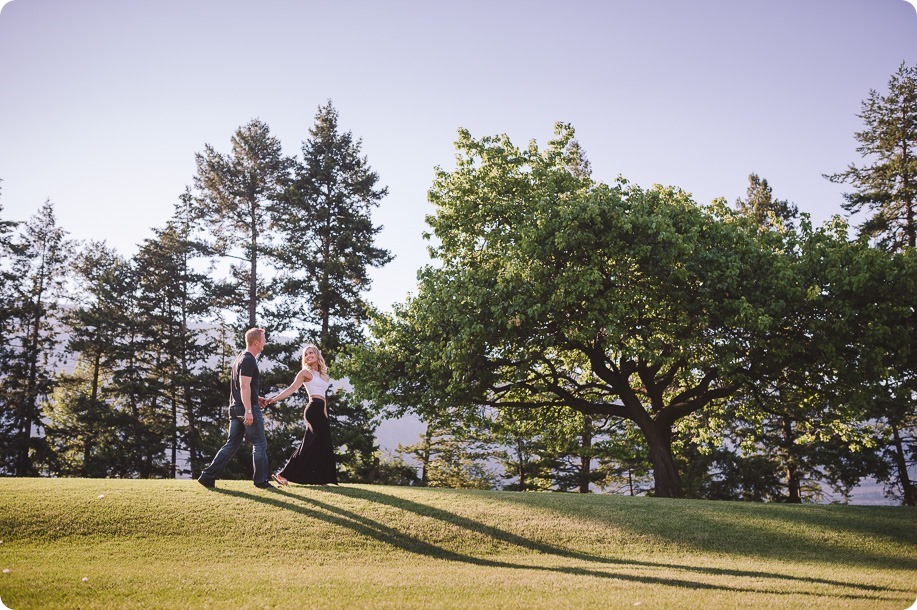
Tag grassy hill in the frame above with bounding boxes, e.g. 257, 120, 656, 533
0, 478, 914, 609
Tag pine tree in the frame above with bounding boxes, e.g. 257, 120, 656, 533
400, 412, 499, 490
826, 62, 917, 250
274, 101, 392, 358
0, 185, 24, 470
132, 195, 229, 478
827, 64, 917, 504
43, 242, 134, 476
43, 358, 123, 476
2, 201, 71, 475
735, 173, 798, 230
264, 103, 393, 475
193, 119, 293, 330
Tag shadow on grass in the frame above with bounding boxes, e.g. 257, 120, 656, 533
491, 491, 917, 571
214, 486, 906, 603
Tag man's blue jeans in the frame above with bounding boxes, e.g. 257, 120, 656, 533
200, 407, 269, 485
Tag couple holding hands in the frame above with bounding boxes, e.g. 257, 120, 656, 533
197, 327, 338, 490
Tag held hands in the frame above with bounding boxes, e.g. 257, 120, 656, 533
258, 397, 270, 408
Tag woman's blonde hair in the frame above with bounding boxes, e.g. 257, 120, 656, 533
301, 344, 328, 377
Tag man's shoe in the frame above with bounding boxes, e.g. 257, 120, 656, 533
197, 476, 215, 489
254, 481, 274, 489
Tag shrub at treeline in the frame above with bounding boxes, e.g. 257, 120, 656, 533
2, 66, 916, 504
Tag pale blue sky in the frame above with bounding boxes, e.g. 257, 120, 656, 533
1, 0, 916, 311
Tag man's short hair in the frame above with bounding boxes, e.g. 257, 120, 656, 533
244, 327, 266, 346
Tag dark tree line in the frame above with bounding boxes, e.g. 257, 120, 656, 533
0, 102, 391, 481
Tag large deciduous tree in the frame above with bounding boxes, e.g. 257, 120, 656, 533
347, 124, 791, 497
348, 124, 915, 499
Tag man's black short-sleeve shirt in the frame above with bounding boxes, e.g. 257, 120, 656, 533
230, 351, 260, 412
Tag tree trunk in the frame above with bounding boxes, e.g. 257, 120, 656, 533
181, 337, 200, 477
516, 439, 526, 491
171, 392, 178, 479
85, 348, 102, 476
419, 426, 433, 486
17, 280, 45, 476
319, 186, 333, 345
890, 422, 916, 506
640, 420, 683, 498
782, 417, 802, 503
899, 110, 915, 249
249, 218, 258, 328
579, 415, 592, 493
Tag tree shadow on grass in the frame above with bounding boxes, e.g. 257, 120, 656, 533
491, 490, 917, 571
319, 486, 912, 593
214, 487, 906, 603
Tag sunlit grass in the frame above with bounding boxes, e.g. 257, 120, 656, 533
1, 478, 914, 609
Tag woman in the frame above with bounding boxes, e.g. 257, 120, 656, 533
264, 344, 338, 486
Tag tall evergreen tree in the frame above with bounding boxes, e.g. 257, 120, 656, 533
827, 64, 917, 504
193, 119, 293, 330
43, 359, 123, 477
132, 195, 229, 478
274, 101, 392, 357
104, 274, 171, 478
488, 406, 621, 493
263, 102, 392, 475
43, 242, 135, 476
826, 62, 917, 251
730, 177, 857, 502
593, 420, 654, 496
2, 201, 71, 475
0, 185, 24, 470
871, 392, 916, 505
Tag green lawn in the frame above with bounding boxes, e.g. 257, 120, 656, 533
1, 478, 915, 609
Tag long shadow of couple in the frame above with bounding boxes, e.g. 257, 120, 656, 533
216, 485, 905, 603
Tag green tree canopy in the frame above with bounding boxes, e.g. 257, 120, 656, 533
348, 125, 770, 497
346, 123, 914, 499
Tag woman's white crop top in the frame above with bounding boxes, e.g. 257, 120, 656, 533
304, 371, 331, 397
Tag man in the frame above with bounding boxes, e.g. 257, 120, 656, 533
198, 327, 273, 489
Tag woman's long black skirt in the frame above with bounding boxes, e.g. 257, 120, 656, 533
278, 397, 338, 484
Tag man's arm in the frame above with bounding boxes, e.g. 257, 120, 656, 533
240, 375, 254, 425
